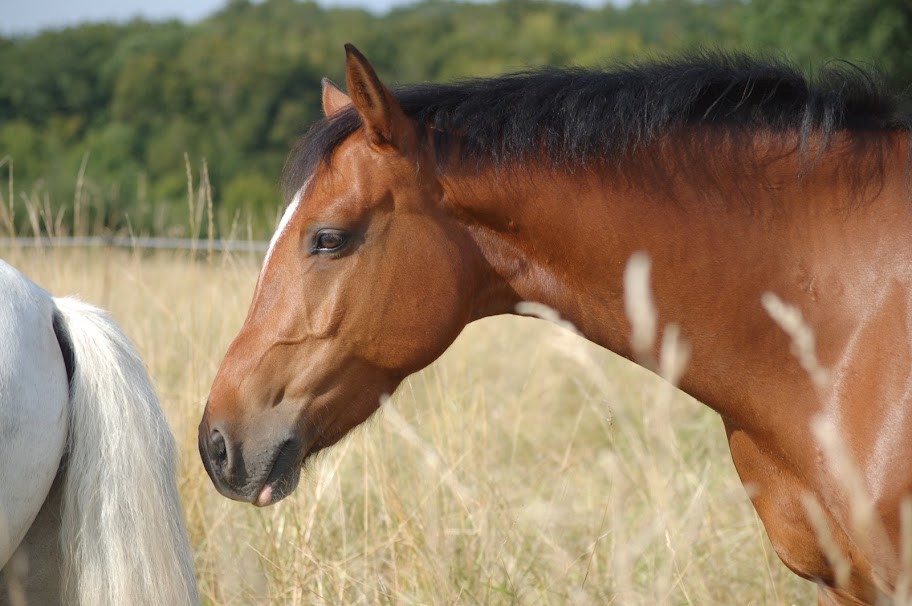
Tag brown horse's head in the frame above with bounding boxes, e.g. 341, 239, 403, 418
199, 45, 485, 505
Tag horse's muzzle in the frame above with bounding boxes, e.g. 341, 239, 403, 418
198, 411, 306, 506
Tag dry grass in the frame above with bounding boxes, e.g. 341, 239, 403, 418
1, 245, 812, 605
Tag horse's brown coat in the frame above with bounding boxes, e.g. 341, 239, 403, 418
200, 46, 912, 604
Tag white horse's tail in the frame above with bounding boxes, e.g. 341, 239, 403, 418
53, 297, 198, 606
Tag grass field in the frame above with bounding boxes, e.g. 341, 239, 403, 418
1, 245, 812, 604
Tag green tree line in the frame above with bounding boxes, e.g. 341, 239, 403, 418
1, 0, 909, 239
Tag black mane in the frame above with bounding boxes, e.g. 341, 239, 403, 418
283, 53, 910, 200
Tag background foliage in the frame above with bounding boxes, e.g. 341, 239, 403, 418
1, 0, 909, 238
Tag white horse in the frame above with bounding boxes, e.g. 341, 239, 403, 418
0, 260, 198, 605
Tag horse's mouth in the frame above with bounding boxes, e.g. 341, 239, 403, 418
254, 440, 311, 507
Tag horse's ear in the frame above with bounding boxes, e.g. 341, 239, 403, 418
344, 43, 408, 149
322, 78, 351, 117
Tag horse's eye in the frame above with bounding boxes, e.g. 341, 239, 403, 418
313, 230, 347, 253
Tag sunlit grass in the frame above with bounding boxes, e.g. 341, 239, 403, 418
1, 245, 812, 604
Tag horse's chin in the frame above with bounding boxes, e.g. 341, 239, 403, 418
254, 464, 301, 506
254, 474, 295, 507
253, 442, 310, 507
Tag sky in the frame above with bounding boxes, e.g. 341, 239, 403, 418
3, 0, 241, 34
1, 0, 620, 35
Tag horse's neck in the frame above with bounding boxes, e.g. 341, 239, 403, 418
448, 134, 912, 424
0, 469, 64, 606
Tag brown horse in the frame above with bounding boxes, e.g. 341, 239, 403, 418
200, 44, 912, 604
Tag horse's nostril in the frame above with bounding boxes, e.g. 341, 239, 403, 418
210, 429, 228, 470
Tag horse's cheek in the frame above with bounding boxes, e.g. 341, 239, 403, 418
376, 224, 467, 369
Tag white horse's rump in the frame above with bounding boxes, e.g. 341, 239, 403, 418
0, 262, 69, 567
0, 260, 198, 605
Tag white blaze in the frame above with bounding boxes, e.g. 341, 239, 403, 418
261, 181, 308, 277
